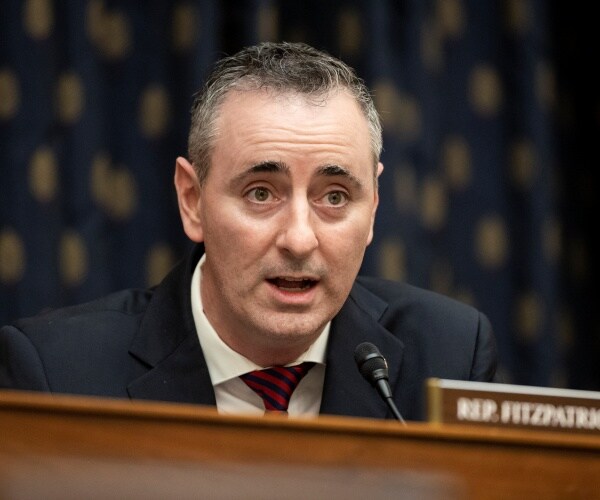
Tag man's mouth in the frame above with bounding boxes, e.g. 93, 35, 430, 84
267, 277, 318, 291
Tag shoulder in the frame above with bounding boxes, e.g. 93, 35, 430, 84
0, 288, 156, 393
353, 275, 492, 354
7, 288, 154, 345
354, 275, 478, 321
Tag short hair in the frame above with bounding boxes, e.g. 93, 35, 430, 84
188, 41, 382, 185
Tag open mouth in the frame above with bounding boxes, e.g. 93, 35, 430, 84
267, 277, 318, 291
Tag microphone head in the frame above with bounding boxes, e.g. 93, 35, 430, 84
354, 342, 389, 385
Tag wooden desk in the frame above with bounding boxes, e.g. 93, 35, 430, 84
1, 390, 599, 499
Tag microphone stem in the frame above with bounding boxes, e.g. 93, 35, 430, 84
385, 397, 406, 425
375, 378, 407, 424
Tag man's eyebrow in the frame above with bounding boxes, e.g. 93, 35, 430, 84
230, 162, 364, 189
317, 164, 364, 189
230, 161, 289, 185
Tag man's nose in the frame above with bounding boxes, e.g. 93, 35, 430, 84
276, 199, 319, 258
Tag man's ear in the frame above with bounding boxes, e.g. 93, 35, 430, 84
366, 162, 384, 245
174, 156, 204, 242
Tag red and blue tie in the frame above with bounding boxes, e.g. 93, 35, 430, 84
240, 362, 315, 413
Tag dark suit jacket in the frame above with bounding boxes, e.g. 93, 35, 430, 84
0, 245, 496, 421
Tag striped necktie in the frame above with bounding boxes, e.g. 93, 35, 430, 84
240, 362, 315, 413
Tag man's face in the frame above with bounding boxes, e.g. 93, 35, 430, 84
179, 89, 382, 365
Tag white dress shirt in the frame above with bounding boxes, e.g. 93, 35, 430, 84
190, 255, 328, 416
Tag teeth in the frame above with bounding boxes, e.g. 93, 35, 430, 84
269, 277, 315, 290
280, 283, 310, 290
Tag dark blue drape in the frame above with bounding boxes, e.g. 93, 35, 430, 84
1, 0, 597, 390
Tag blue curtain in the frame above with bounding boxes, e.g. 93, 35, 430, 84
1, 0, 597, 390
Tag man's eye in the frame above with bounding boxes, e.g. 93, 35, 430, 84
247, 187, 271, 202
326, 191, 347, 206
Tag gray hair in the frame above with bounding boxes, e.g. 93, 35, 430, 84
188, 42, 382, 185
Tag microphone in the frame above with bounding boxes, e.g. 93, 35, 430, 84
354, 342, 406, 424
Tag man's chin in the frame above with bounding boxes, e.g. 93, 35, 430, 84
256, 316, 328, 343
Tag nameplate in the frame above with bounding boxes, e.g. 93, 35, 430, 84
426, 378, 600, 434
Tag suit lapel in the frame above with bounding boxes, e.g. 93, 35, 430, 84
127, 245, 216, 406
320, 281, 405, 419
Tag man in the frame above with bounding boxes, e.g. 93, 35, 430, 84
0, 42, 496, 421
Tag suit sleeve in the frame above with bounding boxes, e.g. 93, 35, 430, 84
0, 325, 51, 391
469, 312, 498, 382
